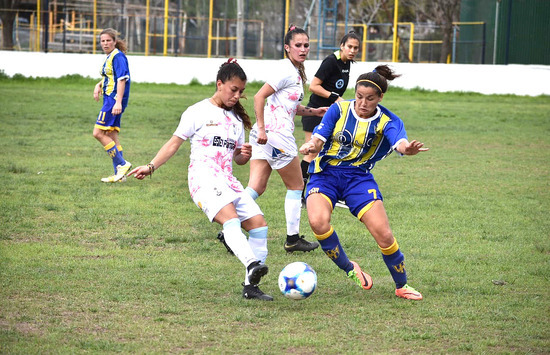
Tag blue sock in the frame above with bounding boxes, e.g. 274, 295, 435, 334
380, 240, 408, 289
104, 142, 125, 171
315, 226, 353, 273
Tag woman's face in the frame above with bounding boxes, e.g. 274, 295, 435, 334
100, 34, 116, 54
285, 33, 310, 65
215, 77, 246, 108
354, 85, 382, 119
340, 38, 360, 62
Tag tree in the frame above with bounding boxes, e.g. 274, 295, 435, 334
401, 0, 462, 63
0, 0, 21, 50
349, 0, 388, 25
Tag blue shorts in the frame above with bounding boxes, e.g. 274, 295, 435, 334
95, 96, 125, 132
306, 166, 383, 218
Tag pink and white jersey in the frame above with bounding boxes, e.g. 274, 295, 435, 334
253, 59, 304, 155
173, 99, 246, 197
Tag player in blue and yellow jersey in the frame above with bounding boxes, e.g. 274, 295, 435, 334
92, 28, 132, 183
299, 65, 428, 300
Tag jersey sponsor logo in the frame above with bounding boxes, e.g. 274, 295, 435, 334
335, 78, 345, 89
206, 120, 219, 127
342, 69, 349, 73
213, 136, 236, 150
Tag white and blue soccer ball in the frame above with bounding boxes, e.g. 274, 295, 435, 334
278, 262, 317, 300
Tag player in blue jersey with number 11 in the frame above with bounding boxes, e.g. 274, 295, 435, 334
92, 28, 132, 183
299, 65, 428, 300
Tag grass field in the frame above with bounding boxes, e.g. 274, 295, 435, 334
1, 73, 549, 354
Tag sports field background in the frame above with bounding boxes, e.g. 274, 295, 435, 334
0, 73, 549, 353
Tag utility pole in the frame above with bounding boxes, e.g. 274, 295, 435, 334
237, 0, 244, 58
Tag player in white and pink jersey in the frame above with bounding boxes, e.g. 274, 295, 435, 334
129, 60, 273, 301
248, 25, 327, 253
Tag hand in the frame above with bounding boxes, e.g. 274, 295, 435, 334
315, 107, 329, 117
128, 165, 151, 180
112, 102, 122, 115
93, 84, 101, 102
402, 140, 429, 155
240, 143, 252, 159
256, 128, 268, 145
299, 141, 315, 155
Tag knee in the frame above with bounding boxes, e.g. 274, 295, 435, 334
308, 215, 330, 236
92, 128, 104, 141
375, 231, 395, 249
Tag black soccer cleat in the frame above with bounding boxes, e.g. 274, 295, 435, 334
284, 235, 320, 253
247, 261, 269, 285
242, 283, 274, 301
217, 231, 234, 255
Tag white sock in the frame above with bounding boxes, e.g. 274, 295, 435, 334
243, 226, 268, 285
222, 218, 257, 268
248, 226, 268, 263
245, 186, 259, 200
285, 190, 301, 236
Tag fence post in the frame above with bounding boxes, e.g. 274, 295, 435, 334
207, 0, 213, 58
163, 0, 168, 56
93, 0, 97, 54
36, 0, 41, 52
392, 0, 399, 62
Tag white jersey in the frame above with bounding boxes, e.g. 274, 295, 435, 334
173, 99, 246, 197
251, 59, 304, 156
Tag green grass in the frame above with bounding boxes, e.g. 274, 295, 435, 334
0, 74, 549, 354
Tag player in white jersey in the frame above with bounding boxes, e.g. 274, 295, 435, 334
129, 60, 273, 301
247, 25, 327, 253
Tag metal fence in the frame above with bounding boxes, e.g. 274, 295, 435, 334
1, 1, 486, 64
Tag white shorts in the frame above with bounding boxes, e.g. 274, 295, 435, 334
191, 182, 263, 223
250, 128, 297, 170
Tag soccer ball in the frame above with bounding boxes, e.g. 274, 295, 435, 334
278, 262, 317, 300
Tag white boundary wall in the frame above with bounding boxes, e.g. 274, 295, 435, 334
1, 51, 549, 96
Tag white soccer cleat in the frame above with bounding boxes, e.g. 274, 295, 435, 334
101, 161, 131, 183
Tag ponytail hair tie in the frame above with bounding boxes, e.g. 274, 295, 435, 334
288, 25, 296, 31
227, 58, 238, 64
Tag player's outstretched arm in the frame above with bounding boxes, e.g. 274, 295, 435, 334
296, 105, 328, 117
128, 135, 184, 179
299, 136, 324, 155
395, 139, 429, 156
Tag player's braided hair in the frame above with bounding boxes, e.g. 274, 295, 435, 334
217, 58, 252, 130
284, 25, 308, 84
355, 64, 401, 95
100, 28, 128, 53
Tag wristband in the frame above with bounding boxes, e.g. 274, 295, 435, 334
147, 163, 155, 178
329, 92, 339, 102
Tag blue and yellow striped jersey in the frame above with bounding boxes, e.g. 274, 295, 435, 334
310, 100, 407, 174
100, 48, 130, 107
